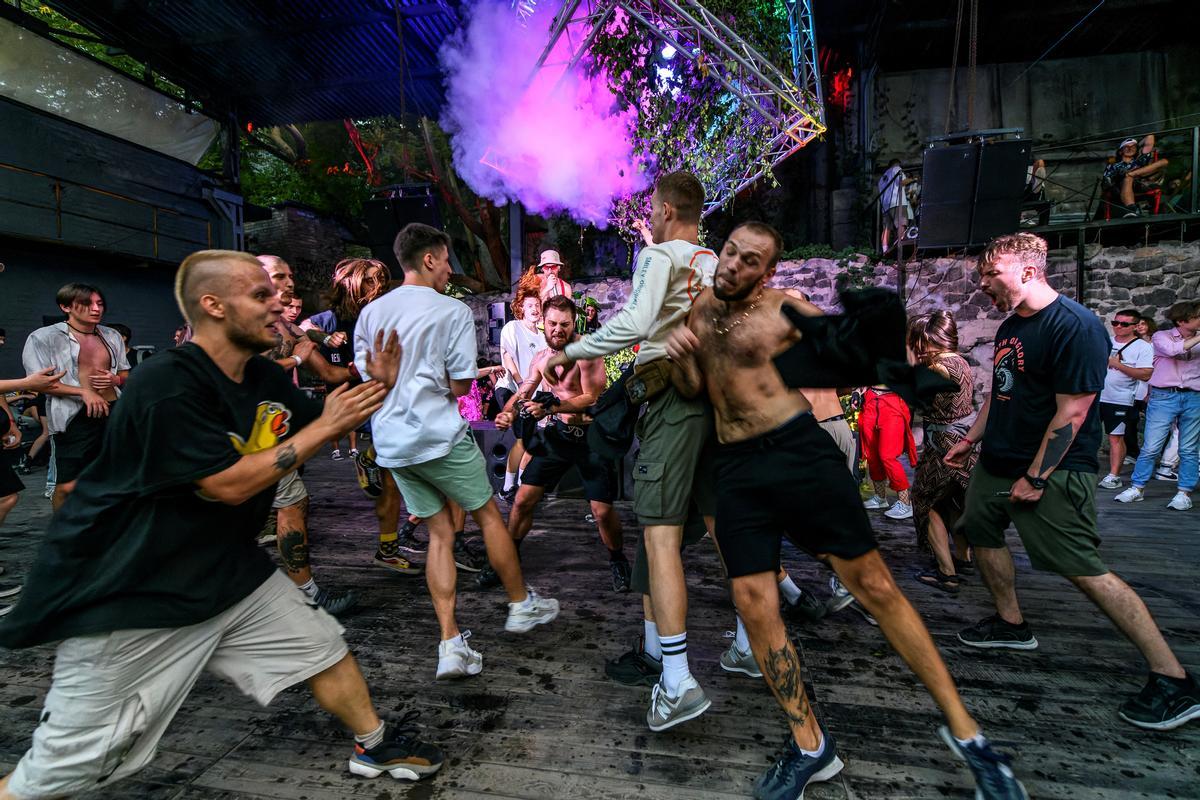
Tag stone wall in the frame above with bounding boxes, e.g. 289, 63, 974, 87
244, 204, 362, 310
461, 241, 1200, 398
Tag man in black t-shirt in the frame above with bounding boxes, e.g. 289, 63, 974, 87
946, 233, 1197, 732
0, 250, 443, 798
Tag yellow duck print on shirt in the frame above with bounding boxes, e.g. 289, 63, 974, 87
229, 401, 294, 455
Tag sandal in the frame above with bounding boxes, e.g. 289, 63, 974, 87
953, 556, 975, 575
914, 567, 961, 594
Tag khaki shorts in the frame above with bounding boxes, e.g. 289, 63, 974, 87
272, 469, 308, 509
7, 571, 347, 799
388, 434, 494, 520
632, 386, 714, 526
818, 417, 856, 473
960, 466, 1107, 577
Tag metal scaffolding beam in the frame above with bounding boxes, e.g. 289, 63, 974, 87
530, 0, 826, 216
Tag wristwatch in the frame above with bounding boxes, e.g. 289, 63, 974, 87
1023, 473, 1048, 490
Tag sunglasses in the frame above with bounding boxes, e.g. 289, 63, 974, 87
1111, 321, 1137, 327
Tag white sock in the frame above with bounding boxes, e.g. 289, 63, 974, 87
797, 732, 825, 758
1106, 473, 1118, 480
354, 720, 386, 750
659, 632, 690, 695
503, 471, 518, 491
299, 578, 318, 599
643, 620, 661, 660
734, 615, 751, 653
518, 467, 525, 482
778, 574, 803, 605
955, 732, 987, 748
442, 632, 466, 648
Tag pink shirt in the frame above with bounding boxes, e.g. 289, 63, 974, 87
1149, 328, 1200, 391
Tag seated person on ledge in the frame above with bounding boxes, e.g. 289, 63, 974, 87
1102, 135, 1168, 218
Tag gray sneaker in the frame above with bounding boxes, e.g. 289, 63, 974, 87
827, 576, 855, 614
646, 676, 711, 732
719, 640, 762, 678
504, 590, 560, 633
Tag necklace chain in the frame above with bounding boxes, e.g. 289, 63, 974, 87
66, 322, 98, 336
711, 292, 763, 336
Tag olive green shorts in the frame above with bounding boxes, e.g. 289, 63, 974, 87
960, 466, 1107, 577
632, 385, 715, 526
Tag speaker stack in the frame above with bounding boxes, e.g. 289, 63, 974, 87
363, 184, 444, 272
470, 421, 515, 492
918, 132, 1031, 250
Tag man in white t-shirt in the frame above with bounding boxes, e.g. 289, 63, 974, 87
495, 291, 546, 500
355, 223, 560, 680
1097, 309, 1154, 489
878, 159, 912, 254
547, 172, 719, 732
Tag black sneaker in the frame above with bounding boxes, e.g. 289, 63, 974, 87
453, 537, 485, 572
498, 486, 518, 504
610, 558, 631, 593
1118, 672, 1200, 730
353, 450, 383, 498
313, 586, 358, 616
348, 711, 444, 781
475, 564, 502, 590
396, 521, 427, 554
782, 587, 826, 624
752, 734, 844, 799
604, 638, 663, 687
957, 615, 1038, 650
0, 582, 22, 600
938, 726, 1028, 799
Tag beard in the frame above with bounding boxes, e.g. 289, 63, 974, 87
713, 278, 758, 302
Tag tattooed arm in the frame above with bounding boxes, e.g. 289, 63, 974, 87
195, 382, 387, 505
1009, 391, 1096, 502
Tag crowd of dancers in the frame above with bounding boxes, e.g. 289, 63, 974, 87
0, 169, 1197, 800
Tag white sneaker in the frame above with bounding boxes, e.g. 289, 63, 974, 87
862, 495, 890, 510
1098, 474, 1123, 489
505, 590, 560, 633
330, 449, 344, 461
1123, 456, 1137, 466
1167, 492, 1193, 511
884, 501, 913, 520
827, 575, 855, 614
1155, 467, 1179, 482
436, 630, 483, 680
1114, 486, 1144, 503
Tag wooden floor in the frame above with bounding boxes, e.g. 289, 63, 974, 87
1, 453, 1197, 799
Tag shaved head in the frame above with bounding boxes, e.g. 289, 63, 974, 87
175, 250, 263, 324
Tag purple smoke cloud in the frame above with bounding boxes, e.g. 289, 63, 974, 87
439, 0, 650, 226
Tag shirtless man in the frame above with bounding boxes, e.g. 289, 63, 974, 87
489, 295, 628, 592
666, 222, 1026, 800
22, 284, 129, 510
257, 255, 357, 615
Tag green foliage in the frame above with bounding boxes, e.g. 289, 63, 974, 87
780, 243, 871, 261
604, 347, 637, 388
19, 1, 186, 99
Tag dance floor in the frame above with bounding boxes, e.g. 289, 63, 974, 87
1, 453, 1196, 799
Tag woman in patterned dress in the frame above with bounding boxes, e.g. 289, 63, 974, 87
908, 311, 977, 593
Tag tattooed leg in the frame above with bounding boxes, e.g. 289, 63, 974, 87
731, 572, 822, 749
277, 495, 312, 584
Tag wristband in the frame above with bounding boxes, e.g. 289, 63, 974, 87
291, 355, 303, 368
1023, 473, 1048, 490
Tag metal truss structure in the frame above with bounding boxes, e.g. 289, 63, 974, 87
529, 0, 825, 216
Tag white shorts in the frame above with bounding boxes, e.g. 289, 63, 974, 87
272, 469, 308, 509
6, 571, 347, 799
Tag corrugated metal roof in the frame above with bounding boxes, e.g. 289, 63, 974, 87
45, 0, 460, 124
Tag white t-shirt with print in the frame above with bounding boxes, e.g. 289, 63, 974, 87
496, 320, 546, 393
354, 285, 478, 468
1100, 336, 1154, 407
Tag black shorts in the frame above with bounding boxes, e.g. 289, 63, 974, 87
715, 412, 878, 579
493, 387, 515, 411
521, 422, 615, 503
0, 465, 24, 498
1097, 401, 1132, 436
52, 410, 110, 483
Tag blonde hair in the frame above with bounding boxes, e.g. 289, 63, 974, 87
980, 232, 1047, 274
175, 250, 262, 323
328, 257, 390, 320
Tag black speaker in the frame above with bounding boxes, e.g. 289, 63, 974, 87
470, 421, 515, 492
918, 139, 1030, 248
363, 187, 443, 271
